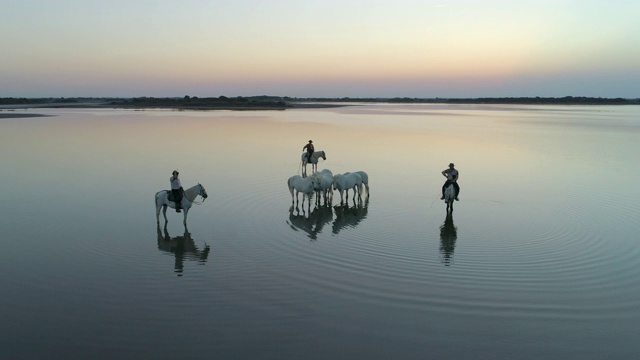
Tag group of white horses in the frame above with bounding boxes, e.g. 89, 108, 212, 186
289, 150, 370, 206
287, 169, 370, 206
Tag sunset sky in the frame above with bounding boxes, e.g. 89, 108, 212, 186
2, 0, 639, 98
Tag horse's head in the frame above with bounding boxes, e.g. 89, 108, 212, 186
198, 183, 208, 199
311, 176, 322, 191
321, 151, 326, 160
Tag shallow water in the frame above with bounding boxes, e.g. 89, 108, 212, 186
1, 104, 639, 359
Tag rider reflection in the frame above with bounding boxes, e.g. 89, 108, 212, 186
156, 225, 210, 276
439, 212, 457, 266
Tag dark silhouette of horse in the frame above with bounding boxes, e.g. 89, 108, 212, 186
156, 225, 211, 275
286, 204, 334, 241
439, 212, 457, 266
332, 197, 369, 235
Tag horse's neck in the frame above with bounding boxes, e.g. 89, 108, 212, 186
183, 185, 198, 202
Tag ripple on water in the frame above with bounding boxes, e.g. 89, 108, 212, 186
252, 175, 640, 322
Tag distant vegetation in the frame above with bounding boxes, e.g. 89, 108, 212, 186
1, 95, 639, 108
109, 96, 289, 109
284, 96, 640, 105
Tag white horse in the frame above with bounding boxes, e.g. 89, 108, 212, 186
287, 175, 321, 205
443, 182, 456, 212
333, 172, 362, 204
155, 183, 208, 227
311, 169, 334, 204
301, 150, 326, 175
345, 171, 369, 197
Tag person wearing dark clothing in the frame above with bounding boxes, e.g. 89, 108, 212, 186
302, 140, 315, 163
170, 170, 183, 212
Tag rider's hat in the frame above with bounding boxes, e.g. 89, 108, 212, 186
309, 140, 313, 143
449, 163, 455, 166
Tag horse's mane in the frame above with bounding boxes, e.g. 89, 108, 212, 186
183, 184, 200, 202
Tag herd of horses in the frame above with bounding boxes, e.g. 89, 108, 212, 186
287, 169, 370, 207
154, 149, 455, 228
289, 149, 371, 207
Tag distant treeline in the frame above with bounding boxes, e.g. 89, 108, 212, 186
1, 96, 639, 106
0, 97, 79, 104
284, 96, 640, 105
109, 96, 289, 109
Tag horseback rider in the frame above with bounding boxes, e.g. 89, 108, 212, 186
302, 140, 314, 163
441, 163, 460, 201
170, 170, 183, 212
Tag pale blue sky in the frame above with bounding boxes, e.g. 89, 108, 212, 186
1, 0, 638, 98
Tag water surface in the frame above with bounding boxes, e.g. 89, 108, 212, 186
1, 104, 639, 359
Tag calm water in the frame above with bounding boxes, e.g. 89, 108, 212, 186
1, 104, 639, 359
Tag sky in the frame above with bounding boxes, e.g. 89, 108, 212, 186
1, 0, 639, 98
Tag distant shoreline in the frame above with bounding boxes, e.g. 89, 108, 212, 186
0, 96, 638, 113
0, 113, 54, 119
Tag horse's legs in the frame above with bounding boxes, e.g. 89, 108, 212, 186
156, 202, 161, 224
162, 205, 168, 223
183, 208, 188, 227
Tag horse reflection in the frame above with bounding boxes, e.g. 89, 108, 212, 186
439, 212, 457, 265
332, 197, 369, 235
286, 204, 334, 240
156, 225, 211, 275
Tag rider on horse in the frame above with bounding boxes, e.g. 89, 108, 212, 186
441, 163, 460, 201
170, 170, 183, 212
302, 140, 314, 163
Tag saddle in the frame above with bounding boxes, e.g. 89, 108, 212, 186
167, 189, 184, 202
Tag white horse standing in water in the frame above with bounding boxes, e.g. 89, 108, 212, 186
155, 183, 208, 227
312, 169, 334, 204
333, 172, 362, 204
301, 150, 326, 175
287, 175, 321, 205
345, 171, 369, 197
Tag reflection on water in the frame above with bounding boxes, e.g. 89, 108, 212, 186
287, 204, 334, 240
332, 197, 369, 235
156, 225, 211, 275
286, 197, 370, 239
439, 212, 457, 265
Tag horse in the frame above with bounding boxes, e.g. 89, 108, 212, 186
345, 171, 369, 197
311, 169, 334, 205
443, 182, 456, 212
287, 175, 321, 205
301, 150, 326, 175
333, 172, 362, 204
155, 183, 208, 228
